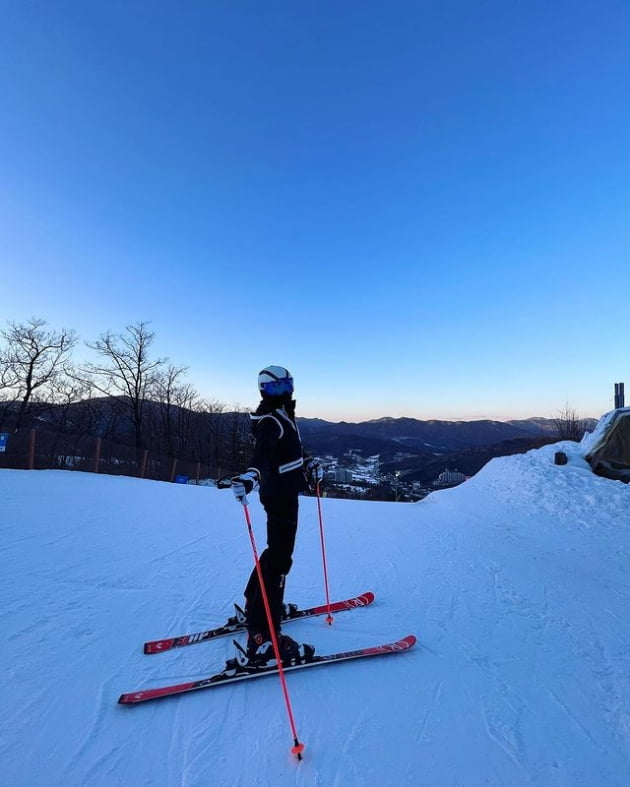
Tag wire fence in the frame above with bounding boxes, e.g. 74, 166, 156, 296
0, 427, 219, 484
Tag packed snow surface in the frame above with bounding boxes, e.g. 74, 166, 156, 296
2, 440, 630, 786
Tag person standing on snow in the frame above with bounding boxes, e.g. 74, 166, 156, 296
231, 365, 324, 666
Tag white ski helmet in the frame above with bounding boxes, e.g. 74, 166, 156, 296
258, 365, 294, 397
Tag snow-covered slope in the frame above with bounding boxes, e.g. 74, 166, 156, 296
2, 440, 629, 786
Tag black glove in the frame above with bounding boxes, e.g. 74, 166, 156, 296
305, 458, 324, 486
231, 470, 259, 506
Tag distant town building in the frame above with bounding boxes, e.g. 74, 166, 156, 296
434, 469, 466, 487
335, 469, 353, 483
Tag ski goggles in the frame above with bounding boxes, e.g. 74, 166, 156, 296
260, 377, 294, 397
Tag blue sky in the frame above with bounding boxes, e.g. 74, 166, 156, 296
2, 1, 629, 422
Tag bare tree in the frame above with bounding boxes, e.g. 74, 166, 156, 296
38, 376, 93, 468
44, 374, 92, 433
173, 383, 202, 456
554, 402, 585, 442
83, 322, 167, 453
222, 405, 252, 476
0, 353, 17, 391
0, 317, 77, 429
0, 356, 17, 427
188, 397, 227, 472
150, 364, 198, 456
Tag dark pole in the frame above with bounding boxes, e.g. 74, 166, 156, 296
615, 383, 625, 409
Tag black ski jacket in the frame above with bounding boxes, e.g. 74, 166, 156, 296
248, 399, 309, 497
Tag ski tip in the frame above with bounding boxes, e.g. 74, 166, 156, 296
401, 634, 417, 649
143, 638, 175, 654
119, 690, 157, 705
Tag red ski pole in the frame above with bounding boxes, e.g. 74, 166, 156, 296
315, 482, 334, 625
242, 503, 305, 761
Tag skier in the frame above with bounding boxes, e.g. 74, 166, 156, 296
231, 365, 324, 666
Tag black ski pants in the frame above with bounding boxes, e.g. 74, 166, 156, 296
244, 494, 299, 639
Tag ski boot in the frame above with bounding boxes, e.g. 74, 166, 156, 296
234, 632, 315, 668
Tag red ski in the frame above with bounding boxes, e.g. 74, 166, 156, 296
143, 591, 375, 654
119, 634, 416, 705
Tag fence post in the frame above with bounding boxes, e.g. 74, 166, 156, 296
169, 457, 178, 483
139, 449, 149, 478
28, 428, 36, 470
195, 461, 201, 484
94, 437, 102, 473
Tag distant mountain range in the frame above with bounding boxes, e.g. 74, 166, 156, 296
297, 416, 578, 456
296, 416, 597, 485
